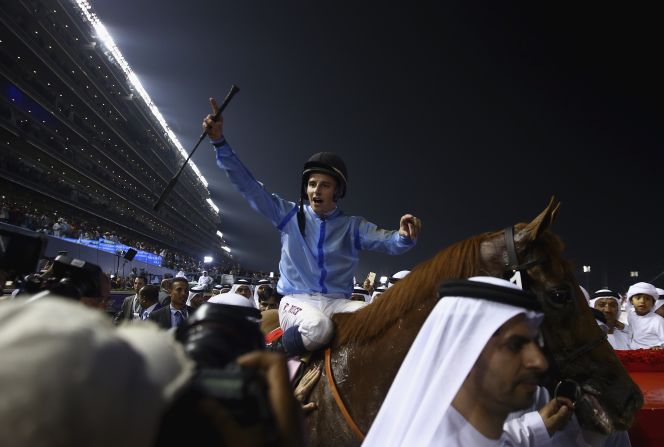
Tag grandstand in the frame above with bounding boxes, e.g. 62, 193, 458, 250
0, 0, 228, 268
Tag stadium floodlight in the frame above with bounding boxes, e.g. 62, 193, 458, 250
379, 276, 388, 284
221, 245, 231, 253
216, 231, 224, 238
206, 198, 220, 214
203, 256, 213, 263
73, 0, 217, 207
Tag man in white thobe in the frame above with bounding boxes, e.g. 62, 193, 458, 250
363, 276, 572, 446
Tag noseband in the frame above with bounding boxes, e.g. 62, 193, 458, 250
503, 226, 607, 365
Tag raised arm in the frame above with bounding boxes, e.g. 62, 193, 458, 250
202, 98, 295, 228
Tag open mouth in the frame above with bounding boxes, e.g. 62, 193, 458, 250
312, 197, 323, 205
577, 384, 614, 434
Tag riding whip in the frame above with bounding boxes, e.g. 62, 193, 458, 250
153, 84, 240, 211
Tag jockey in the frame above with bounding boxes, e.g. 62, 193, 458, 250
203, 98, 421, 355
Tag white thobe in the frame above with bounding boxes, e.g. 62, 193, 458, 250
440, 406, 506, 446
607, 326, 632, 350
627, 310, 664, 349
504, 386, 631, 446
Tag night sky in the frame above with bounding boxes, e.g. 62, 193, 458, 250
90, 1, 661, 290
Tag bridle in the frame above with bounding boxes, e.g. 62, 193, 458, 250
503, 226, 607, 366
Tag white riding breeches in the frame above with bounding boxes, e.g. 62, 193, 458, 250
278, 293, 367, 351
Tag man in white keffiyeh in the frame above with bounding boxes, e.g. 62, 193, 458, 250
364, 276, 556, 446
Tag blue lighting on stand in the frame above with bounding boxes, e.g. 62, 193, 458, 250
62, 236, 163, 266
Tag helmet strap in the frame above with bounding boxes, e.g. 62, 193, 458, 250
297, 197, 306, 237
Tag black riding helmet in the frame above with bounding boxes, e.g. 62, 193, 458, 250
300, 152, 348, 200
297, 152, 348, 236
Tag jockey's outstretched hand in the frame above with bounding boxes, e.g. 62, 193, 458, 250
202, 97, 224, 141
399, 214, 421, 240
540, 397, 574, 436
294, 365, 322, 414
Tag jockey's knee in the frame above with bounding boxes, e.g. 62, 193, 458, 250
300, 316, 334, 351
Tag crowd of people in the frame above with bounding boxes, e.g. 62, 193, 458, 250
0, 102, 659, 447
0, 196, 223, 273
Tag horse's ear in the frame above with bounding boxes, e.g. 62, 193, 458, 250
516, 196, 560, 243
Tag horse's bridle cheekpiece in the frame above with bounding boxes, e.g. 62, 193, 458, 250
502, 226, 607, 366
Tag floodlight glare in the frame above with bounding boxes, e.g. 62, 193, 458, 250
206, 198, 220, 213
216, 231, 224, 238
73, 0, 216, 208
203, 256, 213, 263
221, 245, 231, 253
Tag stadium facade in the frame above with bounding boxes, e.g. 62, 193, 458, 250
0, 0, 226, 262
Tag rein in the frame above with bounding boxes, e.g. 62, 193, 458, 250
325, 348, 365, 441
558, 332, 608, 364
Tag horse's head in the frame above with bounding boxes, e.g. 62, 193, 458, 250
479, 197, 643, 433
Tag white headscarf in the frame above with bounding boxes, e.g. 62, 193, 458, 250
655, 288, 664, 311
370, 285, 387, 303
253, 280, 272, 308
186, 286, 205, 307
352, 286, 371, 302
231, 280, 254, 297
627, 282, 658, 314
363, 276, 543, 447
589, 289, 622, 319
0, 297, 193, 447
387, 270, 410, 288
208, 292, 257, 308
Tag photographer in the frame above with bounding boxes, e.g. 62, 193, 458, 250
155, 293, 305, 447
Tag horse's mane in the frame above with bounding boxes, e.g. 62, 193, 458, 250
333, 233, 489, 346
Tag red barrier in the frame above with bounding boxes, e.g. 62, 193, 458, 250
616, 350, 664, 447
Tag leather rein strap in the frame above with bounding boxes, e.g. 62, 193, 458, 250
325, 348, 365, 441
504, 226, 545, 271
504, 226, 608, 366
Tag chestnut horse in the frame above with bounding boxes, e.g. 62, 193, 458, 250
302, 198, 643, 446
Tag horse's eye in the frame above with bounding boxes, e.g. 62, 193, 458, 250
547, 288, 571, 307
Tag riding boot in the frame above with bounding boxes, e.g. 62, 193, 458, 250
281, 325, 308, 357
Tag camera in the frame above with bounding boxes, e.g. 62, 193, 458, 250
0, 222, 47, 280
193, 364, 274, 427
23, 256, 104, 302
174, 302, 278, 442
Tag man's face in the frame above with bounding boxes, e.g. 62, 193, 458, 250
464, 314, 548, 414
307, 172, 338, 215
161, 279, 172, 292
631, 294, 655, 316
235, 285, 252, 299
259, 295, 279, 312
170, 280, 189, 308
257, 285, 273, 300
133, 277, 146, 294
190, 293, 206, 308
594, 298, 619, 325
138, 287, 156, 309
